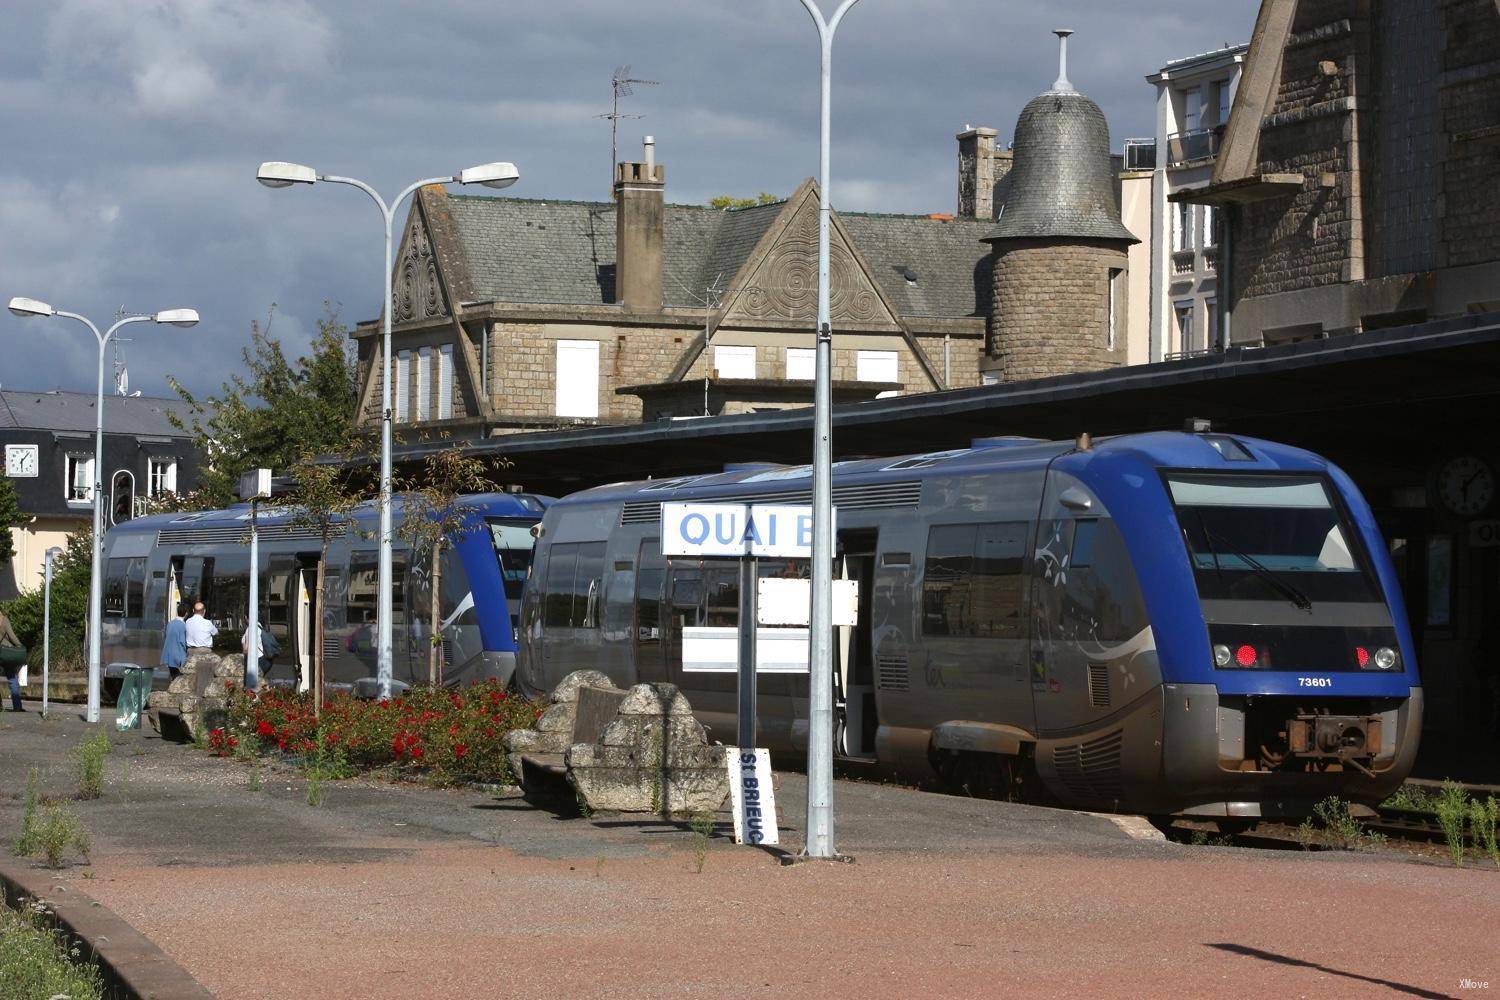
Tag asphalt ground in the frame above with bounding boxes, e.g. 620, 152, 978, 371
1, 700, 1495, 999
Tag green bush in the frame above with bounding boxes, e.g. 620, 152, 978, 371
15, 802, 91, 869
1436, 780, 1469, 867
0, 902, 105, 1000
1470, 796, 1499, 867
1, 531, 92, 666
73, 732, 111, 800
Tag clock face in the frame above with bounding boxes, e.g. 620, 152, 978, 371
1437, 455, 1496, 517
5, 444, 38, 478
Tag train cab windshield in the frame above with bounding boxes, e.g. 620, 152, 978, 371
1167, 473, 1384, 606
487, 519, 536, 619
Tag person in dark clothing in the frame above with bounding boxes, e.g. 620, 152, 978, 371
0, 609, 25, 712
161, 602, 189, 680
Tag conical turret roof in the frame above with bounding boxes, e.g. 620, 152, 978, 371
986, 31, 1137, 244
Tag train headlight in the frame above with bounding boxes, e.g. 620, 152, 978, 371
1373, 646, 1398, 670
1213, 644, 1232, 668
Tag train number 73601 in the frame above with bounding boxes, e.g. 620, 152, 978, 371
1298, 676, 1333, 688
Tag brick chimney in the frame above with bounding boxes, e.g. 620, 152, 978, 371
615, 136, 665, 313
956, 126, 1014, 219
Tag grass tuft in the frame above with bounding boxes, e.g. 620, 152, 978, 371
1470, 797, 1499, 867
1436, 780, 1469, 867
72, 731, 111, 800
690, 811, 715, 874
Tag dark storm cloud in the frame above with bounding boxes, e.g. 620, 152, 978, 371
0, 0, 1253, 398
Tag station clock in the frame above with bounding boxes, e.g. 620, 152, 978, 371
1435, 454, 1496, 517
5, 443, 38, 478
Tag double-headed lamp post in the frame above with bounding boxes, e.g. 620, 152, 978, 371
256, 159, 519, 699
6, 298, 200, 723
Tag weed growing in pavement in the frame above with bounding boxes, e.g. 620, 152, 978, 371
1299, 797, 1384, 852
306, 771, 323, 807
13, 769, 42, 857
690, 811, 715, 873
72, 732, 111, 800
1436, 781, 1470, 867
1468, 796, 1498, 867
247, 759, 263, 792
594, 855, 606, 878
18, 804, 92, 868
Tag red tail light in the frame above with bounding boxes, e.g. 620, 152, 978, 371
1234, 644, 1258, 667
1354, 646, 1370, 668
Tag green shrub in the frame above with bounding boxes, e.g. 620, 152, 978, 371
1311, 796, 1365, 851
73, 732, 111, 800
1470, 796, 1499, 867
15, 804, 91, 869
1436, 780, 1469, 867
0, 902, 105, 1000
1381, 784, 1438, 812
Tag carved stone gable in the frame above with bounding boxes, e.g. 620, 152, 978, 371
393, 208, 449, 323
726, 197, 894, 327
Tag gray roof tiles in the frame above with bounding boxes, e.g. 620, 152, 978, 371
443, 193, 994, 318
0, 390, 193, 437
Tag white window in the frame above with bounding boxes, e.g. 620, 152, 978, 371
1172, 202, 1195, 253
438, 344, 453, 420
785, 348, 815, 380
1203, 205, 1217, 248
415, 347, 430, 421
856, 350, 898, 384
395, 352, 410, 422
555, 340, 600, 418
1107, 268, 1123, 351
1174, 301, 1196, 355
65, 453, 94, 503
713, 345, 757, 379
148, 457, 177, 496
1217, 79, 1232, 124
1182, 87, 1201, 132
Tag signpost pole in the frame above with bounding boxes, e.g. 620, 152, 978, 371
737, 555, 758, 752
42, 548, 57, 718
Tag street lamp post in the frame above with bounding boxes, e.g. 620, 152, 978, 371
256, 160, 519, 699
43, 545, 63, 718
794, 0, 861, 862
6, 298, 200, 724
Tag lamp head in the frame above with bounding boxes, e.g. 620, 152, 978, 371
8, 296, 55, 318
153, 308, 199, 329
457, 161, 520, 189
256, 161, 317, 188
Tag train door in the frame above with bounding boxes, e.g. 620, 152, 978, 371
838, 531, 879, 759
634, 538, 667, 683
539, 541, 605, 690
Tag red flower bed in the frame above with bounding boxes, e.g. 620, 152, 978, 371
225, 680, 542, 784
207, 727, 239, 757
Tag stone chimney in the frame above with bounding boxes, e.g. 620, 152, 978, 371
957, 127, 1014, 219
614, 136, 665, 313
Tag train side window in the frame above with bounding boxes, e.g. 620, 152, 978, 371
1059, 518, 1147, 642
922, 524, 976, 635
543, 544, 579, 628
347, 553, 378, 625
125, 559, 145, 623
104, 559, 128, 616
704, 566, 739, 627
574, 543, 605, 628
636, 539, 665, 647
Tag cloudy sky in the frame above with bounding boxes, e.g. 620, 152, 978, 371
0, 0, 1253, 400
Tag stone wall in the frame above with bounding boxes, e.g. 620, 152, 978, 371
988, 239, 1128, 382
1438, 0, 1500, 269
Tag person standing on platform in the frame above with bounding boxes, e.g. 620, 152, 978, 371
184, 601, 217, 652
0, 608, 24, 712
161, 602, 189, 680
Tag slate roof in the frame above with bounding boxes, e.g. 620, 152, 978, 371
442, 193, 994, 318
0, 390, 193, 437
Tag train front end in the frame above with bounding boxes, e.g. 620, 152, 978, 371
1079, 432, 1421, 819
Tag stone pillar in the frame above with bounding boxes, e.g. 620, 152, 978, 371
614, 140, 665, 313
988, 238, 1129, 381
957, 126, 998, 219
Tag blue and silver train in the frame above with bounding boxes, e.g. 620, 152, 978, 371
99, 492, 549, 696
518, 429, 1421, 820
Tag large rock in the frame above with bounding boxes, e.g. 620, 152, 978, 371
503, 670, 625, 787
551, 670, 616, 705
153, 650, 236, 744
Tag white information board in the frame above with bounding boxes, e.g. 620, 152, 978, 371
728, 748, 778, 845
660, 503, 833, 560
757, 578, 859, 627
682, 627, 811, 673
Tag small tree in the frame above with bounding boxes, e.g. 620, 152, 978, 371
285, 450, 365, 716
395, 447, 502, 687
708, 192, 779, 210
0, 477, 24, 563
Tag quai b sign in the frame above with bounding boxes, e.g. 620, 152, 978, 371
660, 502, 833, 559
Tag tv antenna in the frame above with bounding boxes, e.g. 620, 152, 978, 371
596, 64, 658, 196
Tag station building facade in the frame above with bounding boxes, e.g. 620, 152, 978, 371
0, 390, 199, 600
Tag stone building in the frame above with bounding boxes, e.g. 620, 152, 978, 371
351, 139, 996, 436
1117, 44, 1249, 363
1179, 0, 1500, 343
980, 30, 1138, 383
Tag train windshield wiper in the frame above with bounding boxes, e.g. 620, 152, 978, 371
1205, 529, 1313, 611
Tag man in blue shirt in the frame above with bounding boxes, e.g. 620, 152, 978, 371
161, 603, 189, 680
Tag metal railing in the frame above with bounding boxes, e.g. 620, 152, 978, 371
1123, 138, 1156, 171
1165, 127, 1221, 168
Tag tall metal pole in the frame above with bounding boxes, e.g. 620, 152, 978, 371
43, 548, 57, 718
796, 0, 861, 861
247, 498, 260, 690
317, 175, 451, 700
50, 312, 151, 724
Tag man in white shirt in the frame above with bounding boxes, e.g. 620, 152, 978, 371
184, 602, 218, 650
